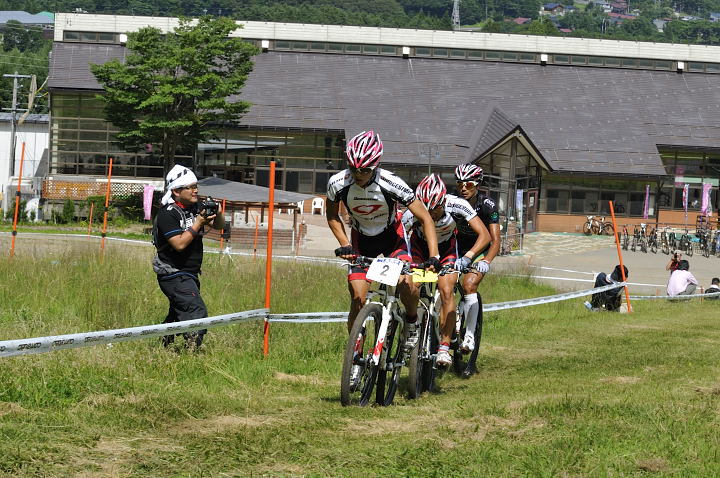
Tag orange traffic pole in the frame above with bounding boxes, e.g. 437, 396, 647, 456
263, 161, 276, 356
87, 202, 94, 237
219, 199, 226, 252
609, 200, 632, 313
100, 158, 113, 257
10, 142, 26, 257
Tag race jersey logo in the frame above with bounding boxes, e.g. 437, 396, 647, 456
352, 204, 384, 215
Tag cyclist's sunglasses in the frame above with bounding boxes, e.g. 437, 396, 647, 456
350, 167, 374, 175
456, 180, 478, 188
179, 184, 199, 190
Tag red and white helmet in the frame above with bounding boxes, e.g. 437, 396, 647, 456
455, 163, 483, 182
416, 173, 447, 210
346, 131, 383, 169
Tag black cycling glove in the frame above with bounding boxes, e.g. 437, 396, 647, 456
334, 245, 354, 257
424, 256, 441, 271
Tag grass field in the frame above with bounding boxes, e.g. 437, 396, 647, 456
1, 245, 720, 476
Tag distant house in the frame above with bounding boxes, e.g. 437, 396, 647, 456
559, 28, 574, 33
565, 5, 578, 13
608, 12, 637, 24
590, 0, 613, 13
710, 12, 720, 22
541, 3, 565, 15
512, 17, 532, 25
0, 11, 54, 30
681, 15, 702, 21
610, 2, 628, 13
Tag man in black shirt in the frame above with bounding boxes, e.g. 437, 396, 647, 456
153, 165, 225, 350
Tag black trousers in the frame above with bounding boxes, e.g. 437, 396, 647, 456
157, 273, 208, 347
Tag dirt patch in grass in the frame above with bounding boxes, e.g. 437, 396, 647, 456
636, 457, 670, 473
73, 436, 183, 478
172, 414, 282, 436
599, 376, 641, 384
274, 371, 326, 385
694, 386, 720, 396
0, 401, 27, 416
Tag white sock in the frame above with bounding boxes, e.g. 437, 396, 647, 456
462, 293, 479, 337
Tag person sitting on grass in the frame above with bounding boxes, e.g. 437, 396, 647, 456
706, 277, 720, 299
666, 260, 698, 298
585, 265, 628, 312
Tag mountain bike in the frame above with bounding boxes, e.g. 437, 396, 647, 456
638, 223, 648, 253
647, 226, 658, 254
660, 227, 670, 255
631, 224, 638, 252
407, 265, 482, 398
583, 216, 614, 236
679, 229, 694, 257
340, 256, 418, 407
668, 229, 677, 252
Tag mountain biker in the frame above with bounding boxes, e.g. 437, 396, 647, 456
453, 163, 501, 360
326, 130, 440, 352
401, 173, 490, 367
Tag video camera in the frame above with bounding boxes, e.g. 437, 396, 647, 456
200, 196, 219, 218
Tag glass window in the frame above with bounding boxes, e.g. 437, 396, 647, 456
345, 44, 361, 53
64, 31, 80, 41
502, 52, 518, 61
433, 48, 448, 57
628, 192, 646, 216
622, 58, 637, 67
638, 58, 653, 68
468, 50, 483, 60
554, 55, 569, 64
485, 51, 501, 60
450, 49, 466, 58
77, 141, 107, 153
381, 46, 396, 55
571, 56, 586, 64
689, 62, 705, 72
310, 42, 326, 51
80, 32, 98, 42
315, 172, 332, 194
588, 56, 604, 65
79, 130, 107, 141
604, 57, 621, 66
544, 189, 569, 213
707, 63, 720, 73
79, 120, 108, 130
328, 43, 343, 52
363, 45, 379, 54
98, 32, 115, 43
275, 40, 290, 50
291, 42, 308, 50
655, 60, 671, 70
415, 47, 431, 56
675, 152, 704, 177
520, 53, 536, 62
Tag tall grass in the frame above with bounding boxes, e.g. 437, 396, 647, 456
1, 244, 720, 476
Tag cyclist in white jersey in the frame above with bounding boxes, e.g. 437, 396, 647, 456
401, 173, 490, 366
326, 131, 439, 352
454, 164, 501, 360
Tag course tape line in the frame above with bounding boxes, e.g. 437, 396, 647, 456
517, 275, 665, 288
629, 291, 720, 300
0, 308, 268, 358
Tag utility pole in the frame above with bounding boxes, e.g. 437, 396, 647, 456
2, 72, 32, 178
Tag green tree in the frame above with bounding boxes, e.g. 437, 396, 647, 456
2, 20, 46, 53
91, 16, 259, 175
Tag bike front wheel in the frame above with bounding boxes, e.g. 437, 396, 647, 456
340, 303, 382, 407
582, 222, 592, 236
375, 315, 403, 406
408, 310, 430, 399
602, 223, 614, 236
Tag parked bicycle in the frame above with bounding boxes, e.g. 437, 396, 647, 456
340, 256, 420, 407
647, 226, 658, 254
582, 215, 614, 236
621, 225, 629, 250
679, 229, 694, 257
660, 226, 670, 255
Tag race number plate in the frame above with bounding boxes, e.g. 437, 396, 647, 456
366, 257, 404, 286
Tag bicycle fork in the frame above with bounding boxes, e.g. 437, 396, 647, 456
371, 297, 396, 367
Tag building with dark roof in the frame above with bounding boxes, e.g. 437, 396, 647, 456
46, 13, 720, 232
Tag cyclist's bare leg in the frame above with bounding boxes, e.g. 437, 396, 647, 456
347, 279, 370, 333
438, 274, 458, 344
397, 275, 419, 320
461, 269, 484, 295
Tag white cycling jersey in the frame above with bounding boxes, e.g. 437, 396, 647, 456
402, 194, 477, 243
327, 168, 415, 236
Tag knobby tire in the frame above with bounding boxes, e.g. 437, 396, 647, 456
340, 303, 382, 407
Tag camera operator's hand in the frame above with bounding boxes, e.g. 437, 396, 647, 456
194, 212, 216, 229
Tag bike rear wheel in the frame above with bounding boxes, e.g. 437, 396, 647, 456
453, 293, 483, 379
375, 316, 403, 406
650, 236, 657, 254
408, 310, 430, 399
602, 223, 614, 236
340, 303, 382, 407
582, 222, 592, 236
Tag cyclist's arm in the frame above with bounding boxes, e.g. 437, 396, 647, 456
463, 217, 491, 259
326, 199, 350, 244
483, 223, 501, 264
407, 199, 439, 258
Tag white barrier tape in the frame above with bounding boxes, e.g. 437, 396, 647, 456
629, 291, 720, 300
484, 282, 627, 313
0, 308, 268, 358
268, 312, 348, 322
527, 265, 596, 276
519, 274, 665, 288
